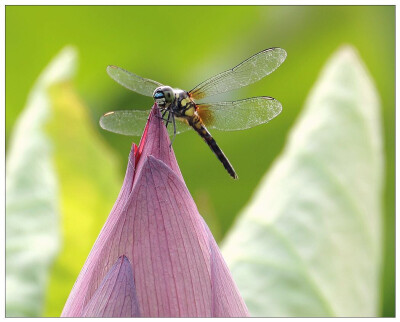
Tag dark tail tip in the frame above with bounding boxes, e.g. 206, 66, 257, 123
231, 171, 239, 180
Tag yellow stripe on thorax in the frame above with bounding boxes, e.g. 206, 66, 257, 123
183, 104, 195, 117
180, 97, 191, 107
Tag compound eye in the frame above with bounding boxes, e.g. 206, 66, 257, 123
154, 92, 164, 99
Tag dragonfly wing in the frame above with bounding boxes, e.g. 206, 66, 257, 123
189, 48, 287, 100
100, 110, 151, 136
100, 110, 192, 137
107, 65, 163, 97
197, 97, 282, 131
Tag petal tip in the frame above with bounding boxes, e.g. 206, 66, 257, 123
82, 255, 140, 317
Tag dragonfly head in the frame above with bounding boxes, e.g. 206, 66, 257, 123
153, 86, 175, 108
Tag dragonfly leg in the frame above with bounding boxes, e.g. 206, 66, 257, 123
155, 108, 168, 120
169, 113, 177, 149
165, 111, 171, 127
156, 109, 174, 126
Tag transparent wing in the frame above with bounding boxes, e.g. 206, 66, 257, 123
190, 47, 287, 100
99, 110, 191, 137
100, 110, 150, 136
107, 65, 163, 97
197, 97, 282, 131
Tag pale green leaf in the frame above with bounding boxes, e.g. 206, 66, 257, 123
6, 47, 77, 317
222, 46, 384, 317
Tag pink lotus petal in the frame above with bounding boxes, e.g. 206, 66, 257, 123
82, 255, 140, 317
131, 155, 212, 316
203, 219, 250, 316
62, 104, 249, 317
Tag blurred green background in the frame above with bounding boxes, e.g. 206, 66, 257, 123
6, 6, 394, 316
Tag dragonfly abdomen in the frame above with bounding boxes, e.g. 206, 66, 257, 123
189, 117, 238, 179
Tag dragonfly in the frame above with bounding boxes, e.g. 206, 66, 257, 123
100, 47, 287, 179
